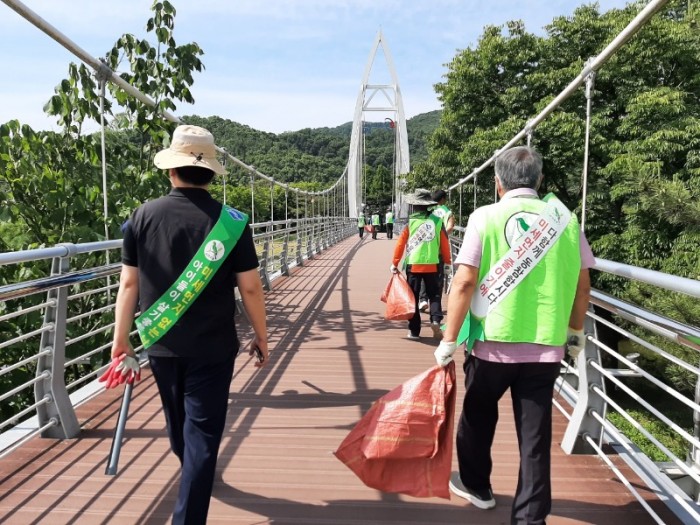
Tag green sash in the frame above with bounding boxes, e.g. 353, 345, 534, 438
136, 206, 249, 349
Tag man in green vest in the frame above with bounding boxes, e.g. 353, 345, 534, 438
357, 213, 366, 238
110, 125, 269, 525
385, 207, 395, 239
391, 189, 452, 340
419, 189, 455, 311
371, 210, 381, 240
433, 147, 594, 524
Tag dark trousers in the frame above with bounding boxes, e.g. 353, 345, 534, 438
358, 227, 364, 238
419, 259, 445, 300
406, 271, 442, 336
149, 353, 235, 525
372, 225, 378, 239
456, 356, 560, 525
386, 223, 394, 239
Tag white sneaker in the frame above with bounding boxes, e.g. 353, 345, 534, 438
406, 332, 420, 341
418, 300, 428, 312
431, 322, 443, 340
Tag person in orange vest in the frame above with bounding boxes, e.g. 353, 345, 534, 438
390, 188, 452, 340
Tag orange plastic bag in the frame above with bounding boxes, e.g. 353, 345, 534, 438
364, 224, 374, 232
334, 362, 457, 499
380, 272, 415, 321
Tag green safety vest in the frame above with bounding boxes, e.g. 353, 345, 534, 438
371, 214, 380, 225
406, 212, 442, 266
459, 195, 580, 348
358, 216, 366, 227
385, 212, 394, 224
136, 205, 248, 349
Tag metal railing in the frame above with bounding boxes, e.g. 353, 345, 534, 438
0, 216, 355, 456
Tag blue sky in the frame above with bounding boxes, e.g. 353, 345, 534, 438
0, 0, 631, 134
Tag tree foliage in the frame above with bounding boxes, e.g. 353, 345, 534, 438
412, 0, 699, 393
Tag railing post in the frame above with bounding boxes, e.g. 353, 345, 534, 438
35, 244, 80, 439
691, 376, 700, 501
295, 220, 303, 266
260, 238, 271, 291
281, 229, 290, 276
316, 219, 323, 253
306, 220, 314, 260
562, 310, 607, 454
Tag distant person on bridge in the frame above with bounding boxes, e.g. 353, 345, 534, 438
111, 124, 269, 525
371, 210, 381, 240
432, 146, 594, 524
357, 213, 366, 238
390, 188, 451, 341
385, 207, 395, 239
418, 189, 455, 312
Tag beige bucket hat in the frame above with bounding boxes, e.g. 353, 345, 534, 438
404, 188, 437, 206
154, 124, 226, 175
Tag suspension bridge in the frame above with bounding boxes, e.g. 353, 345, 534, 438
1, 0, 699, 524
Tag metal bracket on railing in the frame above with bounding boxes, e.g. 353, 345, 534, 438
562, 309, 607, 454
260, 239, 271, 291
280, 231, 290, 276
295, 222, 303, 267
35, 250, 80, 439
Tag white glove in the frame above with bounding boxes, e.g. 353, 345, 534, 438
566, 328, 585, 359
389, 264, 399, 274
99, 355, 141, 388
434, 340, 457, 367
115, 355, 141, 383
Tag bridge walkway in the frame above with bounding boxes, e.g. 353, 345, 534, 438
0, 235, 680, 524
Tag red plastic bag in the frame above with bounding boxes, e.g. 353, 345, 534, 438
380, 272, 415, 320
364, 224, 374, 232
334, 362, 457, 499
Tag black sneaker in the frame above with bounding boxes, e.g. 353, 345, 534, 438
449, 474, 495, 510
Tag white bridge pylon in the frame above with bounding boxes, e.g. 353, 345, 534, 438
347, 30, 410, 218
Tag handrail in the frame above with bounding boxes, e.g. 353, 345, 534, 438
594, 258, 700, 299
0, 263, 121, 302
590, 289, 700, 352
0, 240, 122, 266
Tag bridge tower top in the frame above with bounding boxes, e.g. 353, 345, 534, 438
347, 30, 410, 218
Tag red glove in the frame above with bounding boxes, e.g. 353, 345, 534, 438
99, 355, 141, 389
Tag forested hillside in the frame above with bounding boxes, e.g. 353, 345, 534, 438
184, 110, 440, 186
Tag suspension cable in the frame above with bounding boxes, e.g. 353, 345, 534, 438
581, 59, 596, 231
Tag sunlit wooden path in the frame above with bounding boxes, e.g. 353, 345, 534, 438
0, 234, 681, 524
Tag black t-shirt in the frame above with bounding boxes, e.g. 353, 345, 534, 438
122, 187, 259, 360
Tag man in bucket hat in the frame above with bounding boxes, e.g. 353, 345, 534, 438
390, 188, 451, 340
110, 124, 269, 525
